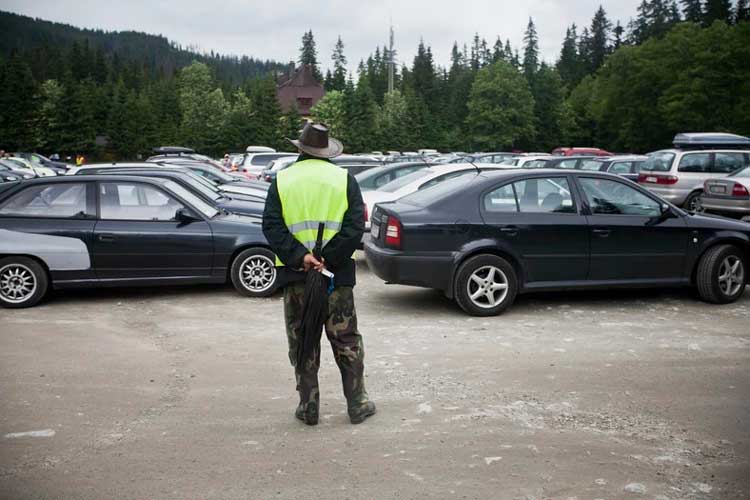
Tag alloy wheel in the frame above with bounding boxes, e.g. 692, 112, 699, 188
239, 254, 276, 293
718, 256, 744, 297
0, 264, 38, 304
466, 265, 509, 309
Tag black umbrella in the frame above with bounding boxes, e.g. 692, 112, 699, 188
296, 223, 332, 368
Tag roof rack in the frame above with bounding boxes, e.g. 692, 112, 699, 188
673, 133, 750, 150
152, 146, 196, 155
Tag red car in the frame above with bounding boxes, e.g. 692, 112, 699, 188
552, 147, 612, 157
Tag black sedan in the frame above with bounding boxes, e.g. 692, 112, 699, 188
365, 169, 749, 316
0, 176, 278, 308
71, 165, 266, 215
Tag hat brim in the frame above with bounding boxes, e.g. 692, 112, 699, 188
287, 137, 344, 159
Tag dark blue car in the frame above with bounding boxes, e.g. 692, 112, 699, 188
0, 175, 278, 308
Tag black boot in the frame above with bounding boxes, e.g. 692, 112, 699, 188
295, 401, 318, 426
348, 401, 377, 424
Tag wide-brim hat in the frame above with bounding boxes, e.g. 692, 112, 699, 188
287, 122, 343, 159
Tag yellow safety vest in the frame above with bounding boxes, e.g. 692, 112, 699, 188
275, 159, 349, 266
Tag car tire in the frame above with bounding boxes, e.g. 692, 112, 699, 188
0, 256, 48, 309
695, 244, 746, 304
230, 247, 278, 298
683, 191, 702, 212
454, 254, 518, 316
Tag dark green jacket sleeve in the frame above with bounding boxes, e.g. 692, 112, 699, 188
262, 179, 308, 269
321, 173, 364, 270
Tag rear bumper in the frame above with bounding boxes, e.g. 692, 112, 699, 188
363, 239, 455, 294
701, 196, 750, 215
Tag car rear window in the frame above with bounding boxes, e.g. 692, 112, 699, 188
378, 169, 432, 192
731, 166, 750, 178
579, 160, 604, 171
399, 173, 476, 206
641, 151, 675, 172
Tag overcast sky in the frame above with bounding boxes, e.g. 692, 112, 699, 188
3, 0, 643, 73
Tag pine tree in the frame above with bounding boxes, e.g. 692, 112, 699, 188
411, 40, 436, 111
613, 21, 625, 49
681, 0, 704, 22
331, 36, 347, 91
736, 0, 750, 22
299, 30, 322, 81
557, 25, 581, 89
704, 0, 732, 24
282, 105, 302, 144
0, 52, 37, 150
589, 6, 613, 72
250, 75, 283, 149
523, 18, 539, 80
531, 64, 566, 151
31, 79, 65, 152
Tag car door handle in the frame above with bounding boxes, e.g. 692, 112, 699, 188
500, 226, 519, 236
97, 234, 115, 242
592, 228, 611, 237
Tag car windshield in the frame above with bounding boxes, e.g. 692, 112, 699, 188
641, 151, 675, 172
161, 180, 219, 218
378, 169, 432, 193
399, 172, 476, 206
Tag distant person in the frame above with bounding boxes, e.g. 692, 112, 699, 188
50, 153, 60, 161
75, 154, 85, 166
262, 122, 376, 426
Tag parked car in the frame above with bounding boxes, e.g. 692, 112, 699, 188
69, 164, 266, 214
701, 165, 750, 220
257, 154, 382, 182
502, 155, 551, 169
238, 152, 298, 178
143, 159, 270, 197
0, 175, 280, 308
557, 155, 648, 182
13, 152, 71, 174
0, 160, 36, 180
638, 133, 750, 211
365, 169, 749, 316
552, 147, 612, 156
355, 162, 431, 191
362, 164, 503, 230
460, 153, 517, 164
0, 164, 25, 183
147, 146, 226, 171
4, 157, 57, 177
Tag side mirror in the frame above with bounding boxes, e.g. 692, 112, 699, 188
175, 208, 199, 223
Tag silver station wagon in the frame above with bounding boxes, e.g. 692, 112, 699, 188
638, 133, 750, 211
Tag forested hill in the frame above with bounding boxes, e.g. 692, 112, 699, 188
0, 10, 285, 85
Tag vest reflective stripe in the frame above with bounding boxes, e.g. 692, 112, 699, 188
287, 220, 342, 234
275, 159, 349, 267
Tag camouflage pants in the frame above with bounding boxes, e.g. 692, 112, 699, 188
283, 283, 369, 412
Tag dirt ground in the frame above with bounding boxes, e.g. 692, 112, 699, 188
1, 255, 748, 500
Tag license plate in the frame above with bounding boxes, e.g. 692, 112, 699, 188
371, 222, 380, 239
710, 185, 726, 194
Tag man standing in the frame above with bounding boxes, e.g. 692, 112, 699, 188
262, 122, 376, 426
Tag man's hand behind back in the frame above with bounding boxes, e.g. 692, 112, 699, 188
303, 253, 326, 273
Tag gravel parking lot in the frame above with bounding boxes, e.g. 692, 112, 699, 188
1, 254, 749, 500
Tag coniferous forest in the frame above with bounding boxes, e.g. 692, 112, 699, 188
1, 2, 749, 160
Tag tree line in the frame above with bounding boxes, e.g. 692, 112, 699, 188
0, 2, 749, 159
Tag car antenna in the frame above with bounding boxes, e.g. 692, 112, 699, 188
467, 158, 482, 175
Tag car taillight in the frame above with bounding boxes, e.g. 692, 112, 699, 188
384, 216, 402, 248
732, 183, 749, 197
364, 203, 369, 222
638, 173, 679, 185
